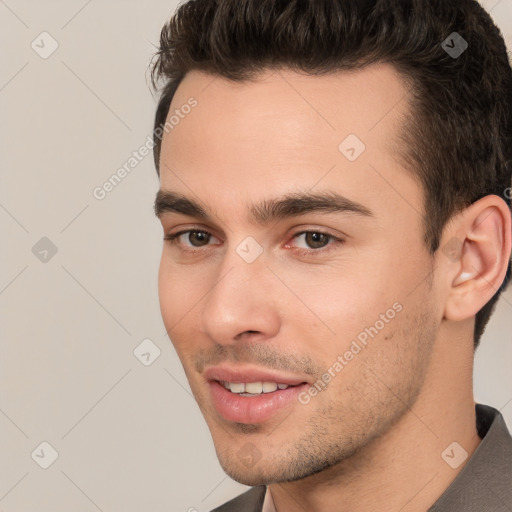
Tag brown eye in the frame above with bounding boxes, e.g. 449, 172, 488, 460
303, 232, 331, 249
287, 230, 343, 254
165, 229, 218, 249
187, 231, 211, 247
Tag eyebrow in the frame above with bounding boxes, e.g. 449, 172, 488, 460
154, 190, 374, 224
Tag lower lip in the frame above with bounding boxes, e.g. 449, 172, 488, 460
209, 381, 308, 424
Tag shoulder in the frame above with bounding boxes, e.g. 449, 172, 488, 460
429, 404, 512, 511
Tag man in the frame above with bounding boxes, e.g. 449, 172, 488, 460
151, 0, 512, 510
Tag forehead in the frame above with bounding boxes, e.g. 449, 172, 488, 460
159, 64, 417, 220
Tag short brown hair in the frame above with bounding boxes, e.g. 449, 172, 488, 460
150, 0, 512, 347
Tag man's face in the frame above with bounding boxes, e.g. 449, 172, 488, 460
156, 65, 442, 485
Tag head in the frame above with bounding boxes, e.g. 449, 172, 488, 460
152, 0, 512, 485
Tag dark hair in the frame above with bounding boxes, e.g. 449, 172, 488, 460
150, 0, 512, 348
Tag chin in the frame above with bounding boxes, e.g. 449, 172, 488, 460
222, 468, 270, 487
216, 446, 345, 487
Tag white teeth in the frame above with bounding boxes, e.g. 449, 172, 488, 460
229, 382, 245, 393
245, 382, 263, 394
262, 381, 278, 393
223, 381, 291, 394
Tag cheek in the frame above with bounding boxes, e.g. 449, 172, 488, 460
158, 257, 180, 326
157, 255, 204, 355
276, 250, 431, 380
306, 298, 438, 435
158, 250, 209, 317
276, 262, 402, 346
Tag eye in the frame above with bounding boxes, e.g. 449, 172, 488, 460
287, 231, 343, 252
293, 232, 331, 249
164, 228, 343, 256
164, 229, 220, 248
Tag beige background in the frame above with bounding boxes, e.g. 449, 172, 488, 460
0, 1, 511, 511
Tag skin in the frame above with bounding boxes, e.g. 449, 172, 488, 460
156, 65, 511, 511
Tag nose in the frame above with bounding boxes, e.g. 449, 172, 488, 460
200, 254, 282, 346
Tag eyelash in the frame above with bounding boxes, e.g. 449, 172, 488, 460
163, 229, 344, 256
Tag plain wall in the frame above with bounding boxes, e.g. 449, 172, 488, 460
1, 1, 511, 510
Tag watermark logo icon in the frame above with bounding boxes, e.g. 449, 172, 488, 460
31, 32, 59, 59
32, 237, 58, 263
339, 134, 366, 162
236, 236, 263, 264
237, 443, 262, 468
31, 441, 59, 469
442, 32, 468, 59
134, 339, 161, 366
441, 237, 463, 262
441, 441, 468, 469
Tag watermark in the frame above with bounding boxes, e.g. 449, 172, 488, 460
505, 187, 512, 200
237, 443, 262, 468
133, 338, 161, 367
441, 32, 468, 59
92, 97, 198, 200
298, 301, 403, 405
31, 441, 59, 469
441, 441, 468, 469
441, 236, 463, 263
32, 237, 58, 263
338, 133, 366, 162
236, 236, 264, 263
31, 31, 59, 60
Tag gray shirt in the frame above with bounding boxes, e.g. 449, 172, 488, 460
211, 404, 512, 511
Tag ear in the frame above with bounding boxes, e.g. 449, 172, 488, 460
441, 195, 511, 322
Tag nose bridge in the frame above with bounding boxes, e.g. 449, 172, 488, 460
200, 246, 280, 343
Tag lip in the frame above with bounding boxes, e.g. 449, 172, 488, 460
204, 365, 310, 424
203, 365, 310, 386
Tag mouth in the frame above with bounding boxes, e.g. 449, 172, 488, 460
204, 366, 311, 424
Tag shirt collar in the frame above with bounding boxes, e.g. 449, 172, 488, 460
262, 486, 277, 512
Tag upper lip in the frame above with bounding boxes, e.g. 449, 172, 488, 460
203, 365, 310, 386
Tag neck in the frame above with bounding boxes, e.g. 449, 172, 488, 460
269, 327, 481, 512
